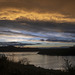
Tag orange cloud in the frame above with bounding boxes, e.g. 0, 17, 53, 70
0, 8, 75, 23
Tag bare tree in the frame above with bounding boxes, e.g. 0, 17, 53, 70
63, 59, 74, 72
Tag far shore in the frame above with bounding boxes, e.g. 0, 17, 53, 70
0, 46, 75, 56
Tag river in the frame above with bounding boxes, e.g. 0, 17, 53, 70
0, 52, 75, 70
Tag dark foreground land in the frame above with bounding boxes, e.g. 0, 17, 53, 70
0, 46, 75, 56
0, 55, 75, 75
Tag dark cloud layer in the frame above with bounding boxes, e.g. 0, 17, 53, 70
0, 20, 75, 43
0, 20, 75, 33
0, 0, 75, 16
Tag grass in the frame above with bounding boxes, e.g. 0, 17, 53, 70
0, 55, 75, 75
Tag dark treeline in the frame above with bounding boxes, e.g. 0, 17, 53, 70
0, 46, 39, 52
0, 46, 75, 56
38, 46, 75, 56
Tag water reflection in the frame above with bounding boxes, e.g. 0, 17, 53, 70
0, 52, 75, 70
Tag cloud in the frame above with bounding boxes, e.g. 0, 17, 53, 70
0, 19, 75, 43
0, 0, 75, 23
0, 0, 75, 43
0, 20, 75, 34
0, 0, 75, 16
0, 9, 75, 23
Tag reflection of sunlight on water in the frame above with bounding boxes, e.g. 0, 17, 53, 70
0, 52, 38, 62
0, 52, 75, 70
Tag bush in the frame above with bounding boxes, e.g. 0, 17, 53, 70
64, 59, 75, 72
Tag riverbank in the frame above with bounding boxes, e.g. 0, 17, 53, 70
38, 46, 75, 56
0, 55, 75, 75
0, 46, 75, 56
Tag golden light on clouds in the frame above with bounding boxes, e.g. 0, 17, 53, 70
0, 8, 75, 23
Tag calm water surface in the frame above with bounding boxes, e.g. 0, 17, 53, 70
0, 52, 75, 70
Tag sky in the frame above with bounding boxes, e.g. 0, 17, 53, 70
0, 0, 75, 47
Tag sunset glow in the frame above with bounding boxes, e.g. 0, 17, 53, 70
0, 9, 75, 23
0, 0, 75, 47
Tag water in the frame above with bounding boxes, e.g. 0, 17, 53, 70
0, 52, 75, 70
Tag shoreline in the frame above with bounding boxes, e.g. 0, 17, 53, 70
0, 55, 75, 75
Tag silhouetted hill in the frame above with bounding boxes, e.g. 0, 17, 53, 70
0, 46, 39, 52
38, 46, 75, 56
